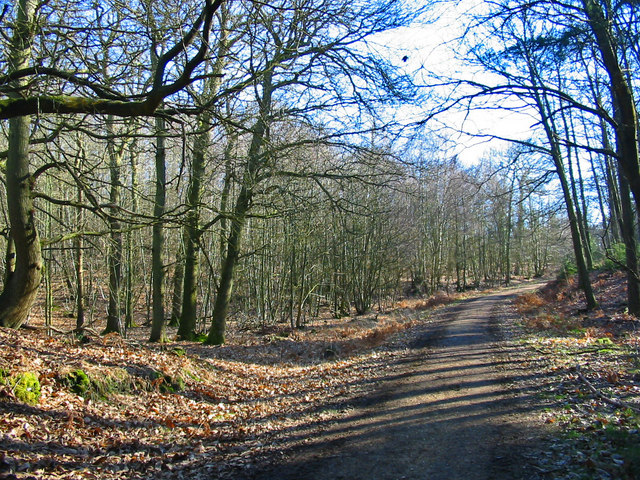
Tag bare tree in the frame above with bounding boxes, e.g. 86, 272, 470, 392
0, 0, 223, 329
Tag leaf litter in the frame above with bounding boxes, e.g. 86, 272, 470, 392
3, 272, 639, 480
513, 271, 640, 480
0, 296, 453, 479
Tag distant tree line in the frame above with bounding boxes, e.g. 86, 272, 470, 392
433, 0, 640, 314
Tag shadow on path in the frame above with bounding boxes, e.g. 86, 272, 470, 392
245, 284, 550, 480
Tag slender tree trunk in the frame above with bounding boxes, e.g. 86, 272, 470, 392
104, 116, 125, 335
570, 154, 594, 273
125, 141, 139, 329
567, 148, 594, 270
514, 177, 526, 276
75, 189, 85, 332
552, 147, 598, 308
150, 116, 168, 342
605, 154, 624, 244
219, 131, 237, 259
169, 238, 185, 327
525, 51, 598, 309
206, 184, 252, 344
169, 133, 188, 329
177, 6, 231, 339
504, 180, 514, 286
177, 118, 208, 340
206, 71, 274, 345
551, 142, 598, 307
0, 0, 42, 329
574, 145, 593, 265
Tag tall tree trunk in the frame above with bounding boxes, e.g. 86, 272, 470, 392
567, 147, 594, 270
75, 189, 85, 332
605, 154, 624, 244
177, 118, 208, 340
583, 0, 640, 214
125, 140, 139, 329
177, 5, 231, 339
617, 172, 640, 314
584, 0, 640, 311
206, 184, 252, 344
504, 179, 514, 286
206, 71, 274, 345
219, 130, 237, 259
0, 0, 42, 329
560, 101, 594, 270
104, 116, 125, 335
551, 144, 598, 308
525, 50, 598, 309
150, 116, 168, 342
0, 115, 42, 328
169, 237, 185, 327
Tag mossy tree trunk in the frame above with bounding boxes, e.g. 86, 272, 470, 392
150, 115, 168, 342
0, 0, 42, 329
178, 6, 231, 340
177, 116, 209, 340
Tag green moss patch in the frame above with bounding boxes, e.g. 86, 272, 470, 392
64, 369, 91, 395
11, 372, 41, 405
152, 370, 186, 393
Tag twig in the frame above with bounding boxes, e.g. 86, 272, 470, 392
573, 365, 640, 413
20, 324, 67, 334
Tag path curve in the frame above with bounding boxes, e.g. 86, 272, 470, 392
250, 284, 548, 480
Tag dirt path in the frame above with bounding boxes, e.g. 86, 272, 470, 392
248, 284, 550, 480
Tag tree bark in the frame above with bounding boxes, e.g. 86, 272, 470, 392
103, 117, 125, 335
177, 119, 208, 340
206, 184, 252, 344
149, 115, 168, 342
0, 115, 42, 328
583, 0, 640, 213
75, 188, 85, 332
0, 0, 42, 329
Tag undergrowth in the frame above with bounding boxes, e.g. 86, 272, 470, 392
514, 271, 640, 479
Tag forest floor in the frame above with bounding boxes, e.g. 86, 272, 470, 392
0, 272, 639, 479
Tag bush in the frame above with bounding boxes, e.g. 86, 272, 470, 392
558, 259, 577, 280
602, 243, 627, 271
514, 292, 546, 314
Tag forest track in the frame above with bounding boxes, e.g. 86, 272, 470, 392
247, 282, 551, 480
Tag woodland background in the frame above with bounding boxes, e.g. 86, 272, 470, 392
0, 0, 636, 348
2, 1, 640, 478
